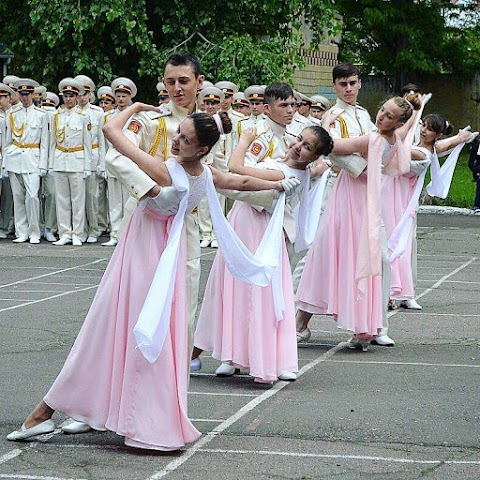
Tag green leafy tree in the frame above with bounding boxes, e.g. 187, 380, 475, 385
334, 0, 480, 89
0, 0, 338, 99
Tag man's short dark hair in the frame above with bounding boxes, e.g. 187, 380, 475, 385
164, 52, 202, 78
264, 82, 294, 105
398, 83, 422, 96
332, 63, 360, 82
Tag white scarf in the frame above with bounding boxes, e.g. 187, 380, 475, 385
294, 167, 330, 253
426, 143, 465, 199
134, 160, 287, 363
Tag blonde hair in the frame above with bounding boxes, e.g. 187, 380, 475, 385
392, 92, 421, 123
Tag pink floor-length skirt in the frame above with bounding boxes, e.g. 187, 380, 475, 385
44, 203, 201, 451
296, 171, 384, 336
382, 175, 415, 300
194, 201, 298, 382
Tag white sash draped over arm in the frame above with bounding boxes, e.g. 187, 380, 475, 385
204, 166, 287, 320
426, 143, 465, 199
388, 160, 430, 262
294, 167, 330, 253
134, 159, 189, 364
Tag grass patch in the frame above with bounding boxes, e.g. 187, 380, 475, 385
423, 151, 476, 208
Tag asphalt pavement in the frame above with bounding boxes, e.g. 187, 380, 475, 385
0, 212, 478, 480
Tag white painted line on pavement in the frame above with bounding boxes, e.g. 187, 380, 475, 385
417, 257, 477, 302
145, 342, 346, 480
0, 475, 88, 480
0, 285, 99, 314
0, 449, 22, 465
327, 359, 480, 368
191, 419, 224, 423
398, 312, 480, 317
189, 392, 257, 397
199, 448, 480, 465
0, 259, 107, 290
388, 257, 477, 320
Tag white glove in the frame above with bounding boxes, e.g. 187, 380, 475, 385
422, 93, 432, 106
83, 170, 92, 179
459, 126, 479, 144
281, 177, 301, 198
96, 165, 105, 177
48, 168, 54, 176
38, 168, 47, 177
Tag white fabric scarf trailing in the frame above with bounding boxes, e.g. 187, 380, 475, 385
134, 159, 286, 363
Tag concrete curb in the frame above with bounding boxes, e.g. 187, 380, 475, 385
418, 205, 479, 216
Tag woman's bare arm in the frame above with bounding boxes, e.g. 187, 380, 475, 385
211, 167, 285, 192
103, 103, 172, 186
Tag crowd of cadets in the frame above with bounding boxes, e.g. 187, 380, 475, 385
0, 74, 331, 247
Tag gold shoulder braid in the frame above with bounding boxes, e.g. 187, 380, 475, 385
148, 117, 168, 159
9, 112, 25, 138
338, 116, 349, 139
54, 112, 66, 143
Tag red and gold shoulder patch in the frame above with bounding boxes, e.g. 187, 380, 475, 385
127, 120, 142, 134
87, 123, 92, 131
250, 142, 262, 155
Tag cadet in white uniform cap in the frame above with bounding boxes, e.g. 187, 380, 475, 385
50, 78, 92, 246
3, 75, 21, 110
101, 77, 137, 246
214, 81, 244, 192
33, 86, 47, 107
309, 94, 330, 121
97, 86, 116, 112
232, 92, 250, 116
75, 75, 106, 243
196, 86, 227, 248
156, 81, 169, 105
237, 85, 267, 137
0, 83, 14, 238
40, 92, 60, 242
196, 80, 213, 111
95, 86, 115, 236
3, 78, 49, 243
0, 76, 20, 236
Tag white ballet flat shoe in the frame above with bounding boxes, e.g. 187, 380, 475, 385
190, 357, 202, 372
199, 239, 211, 248
399, 299, 422, 310
86, 236, 98, 243
278, 370, 297, 381
215, 362, 238, 377
29, 236, 40, 244
210, 239, 218, 248
346, 336, 370, 352
371, 334, 395, 347
61, 420, 92, 434
296, 328, 311, 343
7, 419, 55, 441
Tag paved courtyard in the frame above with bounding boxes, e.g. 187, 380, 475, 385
0, 212, 478, 479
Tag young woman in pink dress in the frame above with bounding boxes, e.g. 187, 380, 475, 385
384, 114, 476, 306
6, 103, 289, 450
193, 125, 333, 383
295, 93, 428, 350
